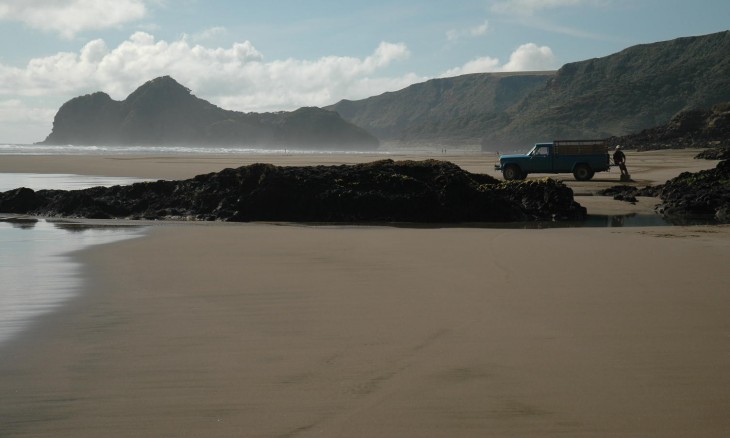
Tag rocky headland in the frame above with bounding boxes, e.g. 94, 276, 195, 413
40, 76, 379, 151
0, 160, 586, 223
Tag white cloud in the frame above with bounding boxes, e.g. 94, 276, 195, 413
491, 0, 588, 16
0, 32, 413, 105
441, 43, 557, 76
0, 32, 422, 142
442, 57, 501, 77
447, 20, 489, 41
190, 26, 228, 42
501, 43, 556, 71
0, 0, 148, 38
490, 0, 615, 40
471, 21, 490, 37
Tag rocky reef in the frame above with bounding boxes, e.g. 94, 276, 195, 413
598, 185, 663, 204
599, 159, 730, 223
599, 100, 730, 223
0, 160, 586, 223
658, 159, 730, 223
695, 147, 730, 160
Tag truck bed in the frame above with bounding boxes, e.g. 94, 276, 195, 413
553, 140, 607, 156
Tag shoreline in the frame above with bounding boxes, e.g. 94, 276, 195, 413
1, 151, 729, 436
0, 149, 719, 219
0, 149, 720, 225
0, 147, 717, 181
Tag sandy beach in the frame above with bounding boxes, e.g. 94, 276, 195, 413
1, 150, 729, 437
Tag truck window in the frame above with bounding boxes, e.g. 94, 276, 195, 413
533, 146, 549, 156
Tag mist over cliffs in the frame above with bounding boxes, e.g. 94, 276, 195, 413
40, 76, 379, 151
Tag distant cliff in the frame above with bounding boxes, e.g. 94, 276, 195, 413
326, 30, 730, 150
40, 76, 379, 150
326, 72, 553, 147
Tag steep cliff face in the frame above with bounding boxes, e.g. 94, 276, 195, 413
41, 76, 379, 150
326, 72, 553, 145
326, 31, 730, 150
43, 91, 123, 145
483, 31, 730, 149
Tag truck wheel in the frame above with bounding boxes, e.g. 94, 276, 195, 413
503, 165, 523, 180
573, 165, 593, 181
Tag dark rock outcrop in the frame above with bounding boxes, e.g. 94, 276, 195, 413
598, 186, 639, 204
40, 76, 379, 151
599, 185, 664, 202
695, 147, 730, 160
598, 156, 730, 223
657, 160, 730, 223
0, 160, 586, 223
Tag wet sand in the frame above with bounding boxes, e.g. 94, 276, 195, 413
1, 150, 729, 437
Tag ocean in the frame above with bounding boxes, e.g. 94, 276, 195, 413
0, 143, 383, 156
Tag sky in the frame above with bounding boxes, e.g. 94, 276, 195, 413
0, 0, 728, 144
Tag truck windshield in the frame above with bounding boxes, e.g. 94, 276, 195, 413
529, 146, 549, 156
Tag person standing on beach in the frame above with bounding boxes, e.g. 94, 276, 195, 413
613, 145, 629, 179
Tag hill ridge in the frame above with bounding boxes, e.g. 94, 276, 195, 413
41, 76, 379, 150
327, 30, 730, 150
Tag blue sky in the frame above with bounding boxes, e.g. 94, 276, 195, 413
1, 0, 728, 143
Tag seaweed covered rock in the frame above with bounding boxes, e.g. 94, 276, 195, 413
658, 160, 730, 222
599, 186, 638, 203
492, 179, 586, 221
0, 160, 586, 223
598, 185, 664, 203
695, 147, 730, 160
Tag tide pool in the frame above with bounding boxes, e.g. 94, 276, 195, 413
0, 173, 152, 192
0, 218, 145, 346
0, 172, 149, 347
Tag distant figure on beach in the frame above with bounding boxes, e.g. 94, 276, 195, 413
613, 145, 630, 180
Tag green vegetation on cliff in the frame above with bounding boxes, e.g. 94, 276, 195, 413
327, 31, 730, 151
488, 30, 730, 149
326, 72, 552, 146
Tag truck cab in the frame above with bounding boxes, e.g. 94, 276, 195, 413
495, 140, 610, 181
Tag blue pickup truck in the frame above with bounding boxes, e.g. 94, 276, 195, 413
495, 140, 610, 181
